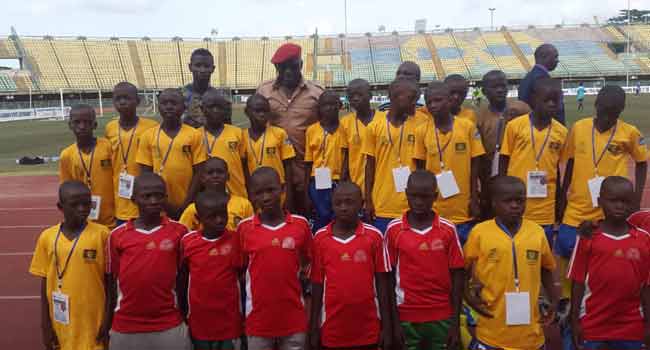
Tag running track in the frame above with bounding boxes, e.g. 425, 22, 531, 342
1, 173, 648, 349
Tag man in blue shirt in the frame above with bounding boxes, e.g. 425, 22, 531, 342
518, 44, 565, 124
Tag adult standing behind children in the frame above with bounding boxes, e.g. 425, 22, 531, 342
257, 43, 324, 214
518, 44, 565, 124
182, 49, 217, 128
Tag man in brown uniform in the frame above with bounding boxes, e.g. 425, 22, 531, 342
257, 43, 324, 215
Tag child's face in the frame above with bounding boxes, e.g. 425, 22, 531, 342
68, 109, 97, 139
158, 92, 185, 123
246, 99, 270, 127
405, 181, 437, 216
318, 95, 341, 124
425, 89, 451, 118
534, 87, 561, 120
189, 55, 215, 82
197, 204, 228, 233
112, 87, 139, 116
347, 85, 371, 112
595, 95, 624, 128
447, 80, 469, 110
202, 94, 230, 127
389, 86, 417, 115
250, 175, 283, 213
492, 185, 526, 223
133, 182, 167, 217
58, 189, 91, 225
201, 161, 228, 190
332, 189, 362, 224
483, 76, 507, 106
598, 183, 633, 222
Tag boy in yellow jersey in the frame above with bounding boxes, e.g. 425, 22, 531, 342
59, 104, 115, 228
180, 157, 254, 232
136, 88, 207, 219
414, 81, 485, 245
341, 79, 376, 196
363, 78, 421, 233
105, 82, 158, 226
30, 181, 110, 350
242, 94, 296, 212
500, 78, 568, 245
304, 91, 349, 230
445, 74, 477, 124
199, 88, 248, 198
464, 176, 559, 350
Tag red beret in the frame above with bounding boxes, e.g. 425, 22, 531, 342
271, 43, 302, 64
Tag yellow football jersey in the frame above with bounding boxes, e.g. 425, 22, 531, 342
304, 122, 348, 180
199, 125, 248, 198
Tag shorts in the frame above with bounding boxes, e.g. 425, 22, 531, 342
192, 338, 239, 350
582, 340, 643, 350
247, 332, 306, 350
469, 338, 544, 350
456, 221, 477, 246
542, 224, 555, 249
554, 224, 577, 258
109, 322, 191, 350
308, 180, 336, 232
401, 319, 451, 350
373, 217, 395, 235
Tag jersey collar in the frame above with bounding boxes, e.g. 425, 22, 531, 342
400, 211, 440, 232
252, 211, 294, 227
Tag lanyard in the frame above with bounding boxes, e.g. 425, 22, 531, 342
434, 118, 454, 169
53, 224, 85, 290
117, 121, 138, 172
529, 116, 552, 170
354, 109, 375, 142
320, 128, 329, 159
248, 129, 267, 167
386, 117, 406, 165
203, 127, 223, 155
494, 117, 505, 152
496, 219, 522, 292
77, 141, 96, 187
592, 120, 618, 176
156, 127, 177, 174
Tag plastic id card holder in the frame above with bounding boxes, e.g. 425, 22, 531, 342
89, 195, 101, 221
588, 176, 605, 208
526, 171, 548, 198
392, 166, 411, 193
118, 172, 135, 199
436, 170, 460, 199
505, 291, 530, 325
315, 167, 333, 190
52, 291, 70, 325
491, 152, 500, 177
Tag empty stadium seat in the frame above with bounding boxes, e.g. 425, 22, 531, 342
399, 34, 437, 81
0, 74, 17, 92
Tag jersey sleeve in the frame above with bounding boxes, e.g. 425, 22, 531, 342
561, 126, 576, 163
107, 230, 120, 276
629, 211, 650, 230
385, 227, 399, 267
242, 200, 254, 219
58, 150, 74, 183
469, 123, 486, 158
627, 126, 649, 162
136, 130, 154, 167
237, 129, 247, 158
567, 236, 589, 283
340, 127, 349, 149
28, 230, 50, 277
310, 239, 324, 283
500, 121, 516, 157
304, 127, 314, 163
179, 205, 198, 231
463, 226, 481, 268
374, 233, 391, 273
280, 129, 296, 161
447, 228, 465, 269
540, 230, 556, 270
191, 129, 208, 165
361, 124, 377, 157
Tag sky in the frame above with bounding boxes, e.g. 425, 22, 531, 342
0, 0, 643, 39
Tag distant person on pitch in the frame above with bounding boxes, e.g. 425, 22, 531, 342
576, 82, 585, 111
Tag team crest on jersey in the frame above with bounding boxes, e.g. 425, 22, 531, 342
455, 143, 467, 153
100, 159, 112, 167
159, 239, 174, 251
614, 249, 625, 258
266, 147, 276, 156
341, 252, 351, 261
487, 248, 499, 262
381, 136, 390, 145
146, 241, 157, 250
407, 134, 415, 143
271, 238, 280, 246
626, 248, 641, 261
549, 142, 562, 151
419, 242, 429, 251
430, 239, 444, 251
228, 141, 238, 151
182, 145, 192, 155
220, 244, 232, 255
354, 249, 368, 263
83, 249, 97, 261
209, 248, 219, 256
607, 144, 623, 155
281, 237, 295, 249
526, 250, 539, 264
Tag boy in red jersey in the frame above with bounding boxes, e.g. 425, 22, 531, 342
178, 190, 242, 350
104, 173, 190, 350
309, 182, 393, 350
569, 176, 650, 350
237, 167, 312, 350
385, 170, 465, 350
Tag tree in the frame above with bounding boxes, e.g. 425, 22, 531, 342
607, 9, 650, 25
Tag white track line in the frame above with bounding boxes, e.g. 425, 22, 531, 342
0, 225, 49, 229
0, 208, 56, 211
0, 252, 33, 256
0, 296, 39, 300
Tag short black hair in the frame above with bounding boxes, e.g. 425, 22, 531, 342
159, 88, 183, 100
113, 81, 138, 94
407, 169, 437, 189
534, 44, 556, 61
58, 180, 90, 203
347, 78, 370, 91
204, 156, 228, 171
70, 104, 95, 118
246, 93, 270, 109
601, 176, 633, 197
532, 77, 561, 95
481, 70, 506, 85
319, 90, 340, 103
190, 48, 214, 62
134, 172, 166, 192
489, 175, 525, 199
250, 166, 281, 186
425, 81, 449, 96
389, 77, 419, 95
397, 61, 422, 81
332, 181, 362, 198
444, 74, 467, 84
597, 85, 626, 105
195, 189, 229, 214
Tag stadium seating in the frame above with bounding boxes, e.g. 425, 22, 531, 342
21, 38, 69, 90
237, 39, 264, 89
0, 73, 17, 92
225, 40, 237, 88
52, 40, 98, 89
84, 40, 129, 90
481, 31, 527, 78
345, 36, 374, 83
0, 39, 18, 58
147, 40, 183, 88
261, 39, 283, 83
369, 35, 402, 83
399, 34, 437, 81
452, 31, 500, 80
430, 33, 469, 77
133, 40, 158, 89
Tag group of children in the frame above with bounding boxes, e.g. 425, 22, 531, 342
29, 49, 650, 350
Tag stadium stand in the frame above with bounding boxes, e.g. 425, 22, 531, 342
0, 73, 17, 92
3, 24, 650, 92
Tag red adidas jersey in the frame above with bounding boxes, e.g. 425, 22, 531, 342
311, 222, 391, 348
568, 227, 650, 341
385, 214, 464, 322
238, 213, 312, 337
181, 230, 242, 341
629, 210, 650, 232
107, 218, 186, 333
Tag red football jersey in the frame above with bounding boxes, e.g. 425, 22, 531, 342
107, 218, 186, 333
385, 214, 464, 322
238, 213, 312, 337
181, 230, 242, 341
629, 210, 650, 232
568, 227, 650, 341
311, 222, 391, 348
